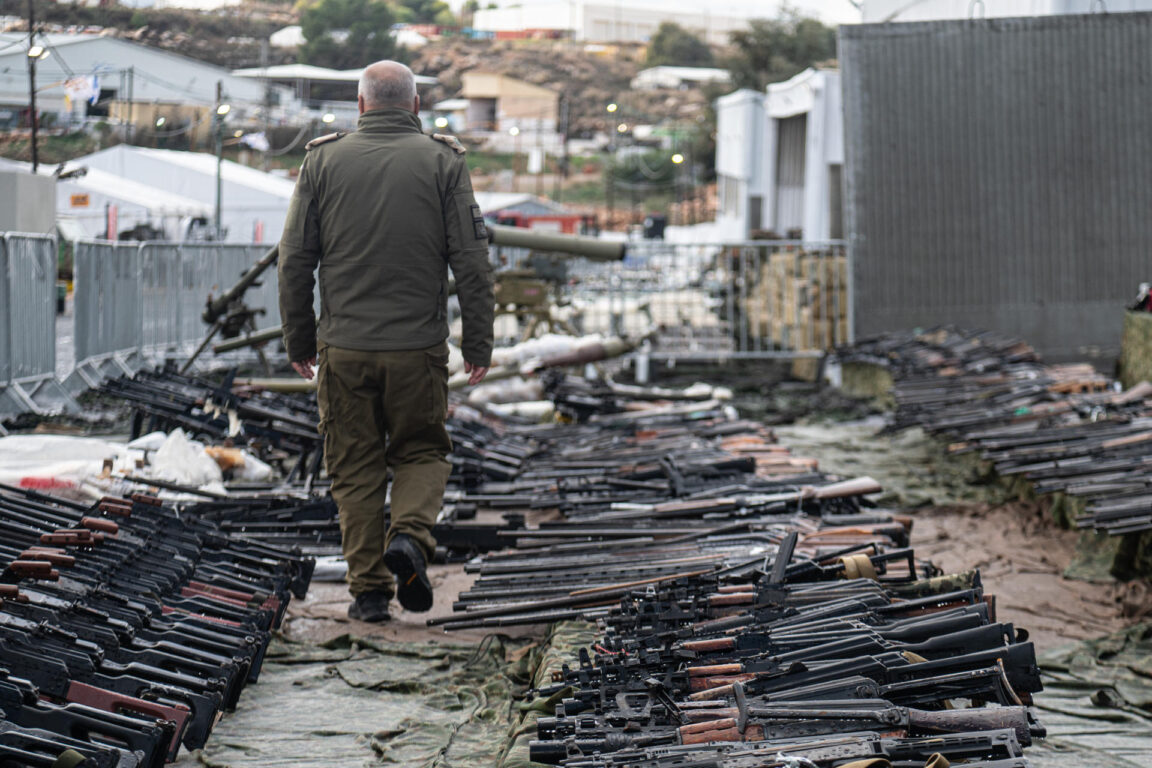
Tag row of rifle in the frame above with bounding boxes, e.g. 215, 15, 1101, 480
0, 482, 314, 767
840, 328, 1152, 535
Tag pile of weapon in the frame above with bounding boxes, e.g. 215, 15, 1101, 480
528, 563, 1043, 766
496, 517, 1045, 767
0, 482, 314, 767
423, 377, 1047, 765
841, 328, 1152, 536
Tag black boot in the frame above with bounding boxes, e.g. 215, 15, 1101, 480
384, 534, 434, 613
348, 589, 392, 622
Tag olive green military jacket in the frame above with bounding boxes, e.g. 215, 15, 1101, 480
278, 108, 495, 366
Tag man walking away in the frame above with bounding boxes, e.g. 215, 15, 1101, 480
278, 60, 495, 622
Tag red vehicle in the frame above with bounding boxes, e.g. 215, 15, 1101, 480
491, 211, 599, 236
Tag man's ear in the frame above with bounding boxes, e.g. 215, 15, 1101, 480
413, 94, 420, 114
358, 94, 366, 115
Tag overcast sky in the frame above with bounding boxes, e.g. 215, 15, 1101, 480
450, 0, 864, 27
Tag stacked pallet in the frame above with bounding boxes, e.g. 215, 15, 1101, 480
741, 248, 848, 351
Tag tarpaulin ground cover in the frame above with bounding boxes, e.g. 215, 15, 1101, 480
184, 633, 540, 768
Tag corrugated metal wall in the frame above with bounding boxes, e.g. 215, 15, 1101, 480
841, 14, 1152, 360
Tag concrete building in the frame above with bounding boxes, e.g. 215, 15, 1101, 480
861, 0, 1152, 21
714, 68, 843, 241
457, 72, 562, 151
631, 66, 733, 91
472, 1, 753, 44
0, 33, 291, 146
714, 89, 765, 241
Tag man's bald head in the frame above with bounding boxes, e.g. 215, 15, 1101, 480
358, 60, 418, 114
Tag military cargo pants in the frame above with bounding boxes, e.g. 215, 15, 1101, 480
316, 340, 452, 598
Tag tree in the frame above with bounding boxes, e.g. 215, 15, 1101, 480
395, 0, 453, 23
299, 0, 401, 70
727, 10, 837, 91
645, 22, 713, 68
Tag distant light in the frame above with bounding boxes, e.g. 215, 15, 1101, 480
616, 123, 628, 133
155, 117, 166, 128
321, 113, 336, 124
234, 130, 244, 138
509, 126, 520, 136
27, 45, 47, 59
606, 103, 618, 113
671, 153, 684, 164
434, 116, 448, 129
216, 104, 231, 116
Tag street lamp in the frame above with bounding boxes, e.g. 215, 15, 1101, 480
606, 103, 618, 113
616, 123, 628, 134
26, 43, 49, 173
671, 153, 684, 164
434, 116, 448, 129
509, 125, 521, 190
214, 96, 231, 240
155, 117, 166, 128
321, 112, 335, 125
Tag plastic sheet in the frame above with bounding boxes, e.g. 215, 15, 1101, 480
1030, 624, 1152, 766
185, 634, 538, 768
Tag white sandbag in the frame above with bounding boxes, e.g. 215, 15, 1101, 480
466, 376, 545, 405
487, 400, 556, 423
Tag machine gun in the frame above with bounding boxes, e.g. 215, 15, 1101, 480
187, 225, 628, 372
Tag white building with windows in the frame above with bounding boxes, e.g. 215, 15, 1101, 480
714, 68, 843, 241
473, 1, 753, 44
860, 0, 1152, 21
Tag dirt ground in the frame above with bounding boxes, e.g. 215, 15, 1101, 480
908, 503, 1130, 648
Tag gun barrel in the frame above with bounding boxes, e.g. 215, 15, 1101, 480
488, 224, 626, 262
202, 245, 279, 325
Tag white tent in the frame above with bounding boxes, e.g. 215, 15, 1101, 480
71, 145, 297, 244
0, 158, 210, 240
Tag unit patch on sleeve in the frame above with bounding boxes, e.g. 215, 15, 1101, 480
470, 204, 488, 240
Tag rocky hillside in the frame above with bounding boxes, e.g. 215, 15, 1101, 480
16, 1, 720, 138
411, 38, 716, 138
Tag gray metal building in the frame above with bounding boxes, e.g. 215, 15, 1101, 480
841, 14, 1152, 361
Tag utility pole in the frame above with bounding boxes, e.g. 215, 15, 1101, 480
214, 81, 225, 240
26, 0, 38, 173
126, 66, 135, 144
553, 95, 569, 204
261, 38, 271, 171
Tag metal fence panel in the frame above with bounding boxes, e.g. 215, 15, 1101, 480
0, 238, 8, 386
841, 14, 1152, 361
74, 241, 143, 362
4, 234, 57, 381
489, 240, 849, 360
140, 243, 182, 350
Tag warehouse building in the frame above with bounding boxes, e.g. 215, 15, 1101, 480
714, 68, 842, 242
0, 33, 290, 146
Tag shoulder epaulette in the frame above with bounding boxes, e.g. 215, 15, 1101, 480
432, 133, 466, 155
305, 132, 346, 151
